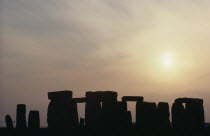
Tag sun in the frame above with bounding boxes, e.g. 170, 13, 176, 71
161, 52, 174, 69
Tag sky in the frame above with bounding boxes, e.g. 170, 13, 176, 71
1, 0, 210, 127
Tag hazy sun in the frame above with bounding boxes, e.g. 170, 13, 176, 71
161, 52, 174, 69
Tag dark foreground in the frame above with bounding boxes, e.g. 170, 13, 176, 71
1, 128, 210, 136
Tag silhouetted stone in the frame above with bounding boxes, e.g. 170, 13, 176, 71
48, 90, 72, 100
47, 90, 79, 128
175, 98, 203, 104
136, 102, 157, 128
148, 102, 157, 128
185, 101, 205, 128
172, 102, 187, 128
85, 91, 119, 128
16, 104, 27, 128
73, 97, 86, 103
136, 101, 143, 128
117, 101, 128, 112
97, 91, 118, 102
125, 111, 132, 127
122, 96, 144, 102
85, 92, 102, 128
115, 101, 130, 128
157, 102, 171, 128
173, 98, 205, 128
28, 110, 40, 128
5, 115, 13, 128
100, 91, 119, 128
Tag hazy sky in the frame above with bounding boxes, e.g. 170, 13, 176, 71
1, 0, 210, 127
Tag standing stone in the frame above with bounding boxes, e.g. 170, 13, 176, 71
198, 101, 205, 128
115, 101, 130, 128
16, 104, 27, 128
85, 92, 102, 128
173, 98, 205, 128
136, 101, 144, 128
147, 102, 157, 128
136, 102, 157, 128
157, 102, 171, 128
28, 110, 40, 128
172, 102, 186, 128
122, 96, 144, 128
100, 91, 118, 128
5, 115, 13, 128
47, 90, 79, 128
125, 111, 132, 127
185, 101, 205, 128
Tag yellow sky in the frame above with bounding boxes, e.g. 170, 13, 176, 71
1, 0, 210, 126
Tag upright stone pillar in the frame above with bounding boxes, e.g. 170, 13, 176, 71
115, 101, 131, 128
85, 92, 102, 128
47, 90, 79, 128
28, 110, 40, 128
5, 115, 13, 128
136, 101, 144, 128
125, 111, 132, 127
198, 101, 205, 128
173, 98, 205, 128
121, 96, 144, 128
147, 102, 157, 128
136, 102, 157, 128
100, 91, 118, 128
16, 104, 27, 128
157, 102, 171, 128
185, 100, 204, 128
172, 102, 186, 128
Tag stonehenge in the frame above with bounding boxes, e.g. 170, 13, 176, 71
47, 91, 205, 129
6, 91, 206, 129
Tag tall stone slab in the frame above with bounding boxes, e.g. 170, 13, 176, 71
185, 100, 205, 128
47, 90, 79, 128
125, 111, 132, 127
147, 102, 157, 128
16, 104, 27, 128
157, 102, 171, 128
100, 91, 118, 128
85, 92, 102, 128
28, 110, 40, 128
136, 101, 144, 128
172, 102, 187, 128
115, 101, 131, 128
136, 102, 157, 128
